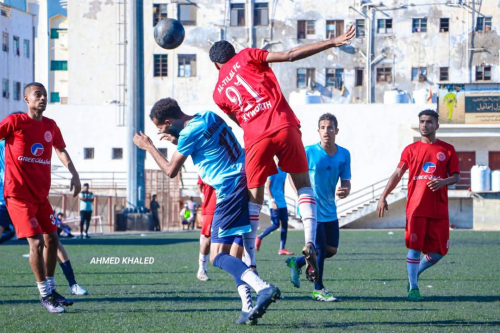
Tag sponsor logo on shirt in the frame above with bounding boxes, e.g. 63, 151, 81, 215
413, 175, 443, 181
31, 143, 44, 157
44, 131, 52, 142
436, 152, 446, 161
422, 162, 436, 173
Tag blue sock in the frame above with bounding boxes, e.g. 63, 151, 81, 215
418, 252, 444, 277
280, 219, 288, 250
296, 256, 306, 269
407, 249, 421, 290
59, 260, 77, 287
314, 245, 326, 290
259, 223, 279, 240
213, 252, 249, 283
0, 230, 15, 244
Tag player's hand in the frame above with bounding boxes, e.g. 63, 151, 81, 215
331, 25, 355, 47
133, 131, 153, 151
427, 179, 447, 191
377, 198, 388, 218
70, 176, 81, 198
272, 202, 278, 211
336, 187, 350, 199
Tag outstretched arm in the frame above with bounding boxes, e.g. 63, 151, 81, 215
266, 25, 355, 63
54, 147, 81, 197
377, 167, 406, 217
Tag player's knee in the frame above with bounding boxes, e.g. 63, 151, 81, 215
326, 247, 337, 258
30, 238, 45, 253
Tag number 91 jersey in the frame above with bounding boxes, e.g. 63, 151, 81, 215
177, 111, 245, 203
213, 48, 300, 148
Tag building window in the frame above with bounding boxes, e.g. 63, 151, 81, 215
2, 32, 8, 52
178, 4, 197, 26
23, 39, 29, 58
297, 68, 315, 88
13, 36, 20, 56
153, 54, 168, 77
84, 148, 95, 159
440, 18, 449, 32
355, 68, 364, 86
297, 20, 316, 39
411, 67, 427, 82
112, 148, 123, 160
326, 20, 344, 39
2, 79, 9, 98
50, 92, 60, 103
377, 19, 392, 34
439, 67, 449, 81
230, 4, 245, 26
153, 4, 168, 26
51, 60, 68, 71
476, 17, 492, 32
412, 18, 427, 33
476, 65, 491, 81
50, 29, 67, 39
376, 67, 392, 83
178, 54, 196, 77
254, 3, 269, 26
158, 148, 168, 158
1, 5, 12, 18
356, 19, 365, 38
325, 68, 343, 89
13, 81, 21, 101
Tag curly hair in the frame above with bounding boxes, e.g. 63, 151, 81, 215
318, 113, 338, 129
209, 40, 236, 64
418, 109, 439, 122
150, 98, 182, 123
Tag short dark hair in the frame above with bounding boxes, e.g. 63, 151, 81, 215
318, 113, 338, 129
150, 98, 183, 123
83, 183, 89, 187
209, 40, 236, 64
57, 213, 63, 217
10, 111, 25, 115
24, 82, 45, 96
418, 109, 439, 122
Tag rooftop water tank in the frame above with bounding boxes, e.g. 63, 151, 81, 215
491, 170, 500, 192
289, 89, 322, 104
384, 90, 409, 104
471, 165, 491, 192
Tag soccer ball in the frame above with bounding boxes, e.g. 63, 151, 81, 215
154, 18, 185, 50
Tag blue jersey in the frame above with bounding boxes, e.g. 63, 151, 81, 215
306, 143, 351, 222
268, 167, 287, 209
177, 111, 245, 203
0, 140, 5, 206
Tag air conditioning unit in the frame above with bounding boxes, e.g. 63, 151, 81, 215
418, 74, 427, 82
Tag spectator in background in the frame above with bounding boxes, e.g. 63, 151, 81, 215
56, 213, 74, 238
180, 202, 191, 230
150, 194, 161, 231
185, 196, 200, 230
79, 183, 94, 239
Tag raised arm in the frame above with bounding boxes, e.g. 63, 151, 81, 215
54, 147, 81, 197
266, 25, 355, 63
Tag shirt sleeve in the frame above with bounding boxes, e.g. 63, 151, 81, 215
245, 48, 270, 64
0, 115, 15, 140
340, 150, 351, 181
177, 125, 197, 157
397, 146, 410, 171
52, 123, 66, 149
448, 147, 460, 175
197, 177, 203, 185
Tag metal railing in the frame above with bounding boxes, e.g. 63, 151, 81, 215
51, 170, 128, 192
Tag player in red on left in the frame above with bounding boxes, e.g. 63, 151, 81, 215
0, 82, 81, 313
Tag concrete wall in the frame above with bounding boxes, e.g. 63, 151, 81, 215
473, 192, 500, 231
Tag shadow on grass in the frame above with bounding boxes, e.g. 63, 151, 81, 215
283, 295, 500, 303
258, 320, 500, 329
2, 237, 198, 247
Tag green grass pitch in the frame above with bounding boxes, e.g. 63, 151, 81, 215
0, 230, 499, 332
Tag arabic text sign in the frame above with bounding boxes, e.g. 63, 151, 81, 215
465, 96, 500, 113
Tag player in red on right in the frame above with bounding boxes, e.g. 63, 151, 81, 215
377, 110, 460, 301
209, 25, 355, 282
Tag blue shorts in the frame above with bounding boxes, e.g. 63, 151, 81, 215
316, 220, 340, 249
211, 177, 251, 245
0, 205, 13, 229
270, 207, 288, 225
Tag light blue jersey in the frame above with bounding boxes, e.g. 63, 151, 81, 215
306, 143, 351, 222
177, 111, 245, 203
268, 167, 287, 209
0, 140, 5, 206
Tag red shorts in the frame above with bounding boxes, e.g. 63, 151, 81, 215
5, 197, 57, 238
405, 216, 450, 255
200, 214, 214, 237
245, 126, 308, 188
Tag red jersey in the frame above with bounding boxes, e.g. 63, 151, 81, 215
398, 140, 459, 220
213, 48, 300, 148
0, 114, 66, 203
197, 176, 216, 216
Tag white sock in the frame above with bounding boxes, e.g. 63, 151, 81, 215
237, 284, 253, 312
37, 281, 50, 297
298, 187, 317, 245
199, 235, 205, 246
199, 252, 208, 271
46, 276, 56, 292
241, 268, 269, 294
418, 252, 443, 277
407, 249, 421, 290
243, 202, 261, 267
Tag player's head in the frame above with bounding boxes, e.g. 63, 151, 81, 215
57, 212, 64, 219
83, 183, 89, 191
209, 40, 236, 70
150, 98, 185, 135
152, 194, 157, 200
418, 109, 439, 137
23, 82, 47, 112
317, 113, 339, 145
